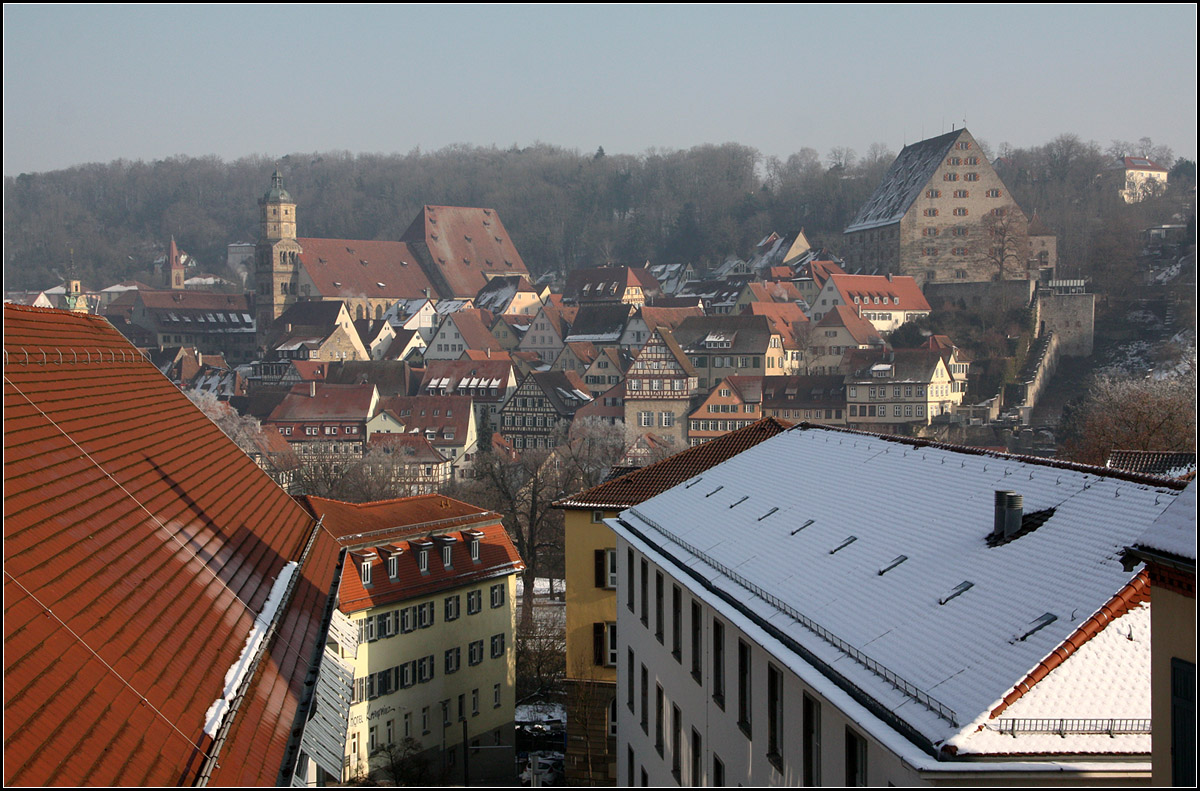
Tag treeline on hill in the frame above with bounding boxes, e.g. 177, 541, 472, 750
4, 137, 1194, 294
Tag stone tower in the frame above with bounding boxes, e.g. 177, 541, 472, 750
255, 170, 304, 335
167, 236, 185, 290
63, 253, 88, 314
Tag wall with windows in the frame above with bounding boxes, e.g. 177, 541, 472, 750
614, 539, 922, 787
340, 573, 517, 784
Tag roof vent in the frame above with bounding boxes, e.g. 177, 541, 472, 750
878, 555, 908, 575
830, 535, 857, 554
938, 581, 974, 605
1012, 613, 1058, 643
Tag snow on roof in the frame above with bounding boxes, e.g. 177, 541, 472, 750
1131, 479, 1195, 562
952, 602, 1150, 756
609, 425, 1181, 754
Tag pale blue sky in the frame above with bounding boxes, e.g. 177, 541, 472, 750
3, 4, 1196, 175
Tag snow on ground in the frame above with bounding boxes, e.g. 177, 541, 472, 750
516, 577, 565, 597
515, 702, 566, 723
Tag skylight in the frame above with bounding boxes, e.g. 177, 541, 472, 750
1012, 613, 1058, 643
938, 581, 973, 605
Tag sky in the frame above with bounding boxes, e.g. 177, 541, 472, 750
3, 4, 1197, 175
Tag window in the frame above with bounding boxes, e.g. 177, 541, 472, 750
596, 548, 617, 588
469, 536, 480, 561
491, 633, 506, 658
953, 189, 969, 198
845, 727, 868, 786
923, 209, 938, 218
627, 549, 636, 612
946, 156, 961, 166
467, 590, 482, 615
607, 622, 618, 666
609, 697, 618, 738
957, 140, 971, 150
421, 706, 430, 734
654, 572, 664, 644
737, 640, 752, 737
628, 746, 636, 787
640, 664, 649, 734
441, 543, 453, 568
692, 727, 702, 786
404, 711, 412, 738
768, 663, 783, 769
713, 754, 725, 787
923, 247, 937, 256
360, 560, 372, 586
469, 640, 483, 666
804, 693, 821, 786
952, 226, 969, 236
628, 648, 636, 712
494, 682, 502, 708
964, 172, 979, 181
445, 647, 461, 674
490, 583, 505, 608
472, 688, 480, 716
639, 411, 653, 427
1172, 658, 1196, 785
986, 188, 1002, 198
943, 172, 958, 181
400, 607, 414, 633
445, 595, 460, 621
660, 411, 674, 428
712, 619, 725, 708
671, 585, 682, 662
417, 547, 429, 573
953, 207, 968, 216
417, 601, 434, 628
640, 559, 649, 626
386, 554, 398, 579
671, 703, 682, 781
922, 227, 938, 236
953, 246, 968, 256
655, 685, 664, 756
925, 189, 940, 199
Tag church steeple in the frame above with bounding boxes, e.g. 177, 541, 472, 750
168, 236, 185, 290
63, 250, 88, 314
259, 168, 297, 242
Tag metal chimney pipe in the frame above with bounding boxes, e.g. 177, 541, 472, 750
1003, 493, 1024, 538
994, 490, 1013, 537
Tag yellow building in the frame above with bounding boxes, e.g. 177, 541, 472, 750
303, 494, 525, 785
554, 418, 791, 784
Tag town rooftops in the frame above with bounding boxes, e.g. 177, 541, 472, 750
267, 381, 377, 422
1106, 449, 1197, 480
610, 423, 1186, 760
816, 304, 886, 346
1126, 479, 1196, 566
3, 304, 329, 786
555, 416, 791, 510
845, 128, 964, 233
564, 303, 633, 343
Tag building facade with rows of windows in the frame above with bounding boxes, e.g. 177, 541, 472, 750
303, 495, 524, 786
843, 129, 1054, 286
622, 328, 699, 449
608, 424, 1180, 787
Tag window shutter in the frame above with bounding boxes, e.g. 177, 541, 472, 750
595, 549, 606, 588
593, 622, 605, 665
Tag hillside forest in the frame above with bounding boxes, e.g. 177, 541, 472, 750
4, 136, 1194, 297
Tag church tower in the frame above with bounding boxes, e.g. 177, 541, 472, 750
63, 252, 88, 314
167, 236, 185, 290
255, 169, 304, 338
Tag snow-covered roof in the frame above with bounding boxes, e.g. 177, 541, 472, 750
1130, 479, 1195, 562
845, 129, 962, 233
609, 425, 1182, 758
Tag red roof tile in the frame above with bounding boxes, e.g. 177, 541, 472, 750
828, 273, 930, 312
299, 495, 524, 611
4, 305, 323, 786
816, 304, 886, 346
297, 238, 439, 300
401, 206, 530, 298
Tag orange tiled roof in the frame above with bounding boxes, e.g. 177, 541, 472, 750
816, 304, 885, 346
401, 206, 530, 298
297, 238, 439, 300
828, 273, 931, 312
300, 495, 524, 612
555, 417, 792, 509
3, 305, 323, 786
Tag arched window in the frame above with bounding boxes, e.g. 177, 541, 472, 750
375, 304, 384, 320
357, 304, 365, 320
608, 697, 618, 738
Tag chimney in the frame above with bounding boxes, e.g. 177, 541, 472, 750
994, 490, 1024, 539
886, 272, 893, 282
309, 380, 316, 398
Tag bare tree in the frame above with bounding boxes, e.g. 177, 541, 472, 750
370, 737, 430, 786
186, 390, 265, 455
1059, 367, 1196, 466
561, 418, 628, 490
515, 606, 566, 701
460, 442, 567, 627
979, 207, 1031, 282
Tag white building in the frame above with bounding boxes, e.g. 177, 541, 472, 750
609, 424, 1185, 786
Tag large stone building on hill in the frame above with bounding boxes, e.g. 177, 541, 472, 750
254, 171, 531, 341
843, 129, 1055, 287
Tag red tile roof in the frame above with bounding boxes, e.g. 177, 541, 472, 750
297, 238, 439, 300
816, 304, 886, 346
638, 305, 705, 333
299, 495, 524, 612
401, 206, 530, 298
4, 305, 323, 786
828, 273, 931, 312
266, 382, 377, 422
555, 417, 792, 509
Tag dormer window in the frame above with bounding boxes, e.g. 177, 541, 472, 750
361, 560, 372, 586
417, 546, 429, 573
442, 544, 453, 568
464, 529, 483, 562
387, 554, 398, 580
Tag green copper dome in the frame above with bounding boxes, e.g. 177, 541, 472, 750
263, 169, 292, 203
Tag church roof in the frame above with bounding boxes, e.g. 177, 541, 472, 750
401, 206, 529, 298
296, 238, 439, 301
